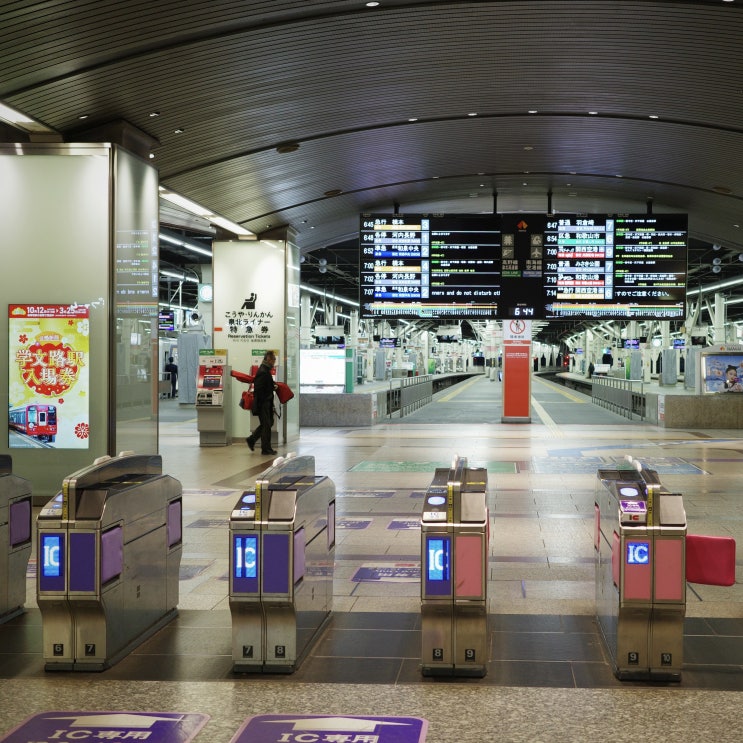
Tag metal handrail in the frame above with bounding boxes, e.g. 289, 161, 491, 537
590, 375, 646, 420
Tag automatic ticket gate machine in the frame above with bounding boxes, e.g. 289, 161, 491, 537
420, 456, 489, 677
0, 455, 32, 623
595, 457, 687, 680
229, 454, 335, 673
37, 453, 182, 671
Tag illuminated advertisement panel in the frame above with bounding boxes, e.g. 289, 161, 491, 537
8, 304, 90, 449
700, 351, 743, 393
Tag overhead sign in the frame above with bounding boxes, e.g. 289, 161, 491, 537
0, 712, 209, 743
231, 714, 428, 743
359, 212, 687, 320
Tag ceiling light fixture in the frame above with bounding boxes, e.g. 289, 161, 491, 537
159, 189, 256, 238
528, 110, 538, 114
467, 112, 478, 117
159, 233, 213, 258
588, 111, 598, 115
276, 142, 300, 154
174, 128, 184, 134
0, 102, 56, 133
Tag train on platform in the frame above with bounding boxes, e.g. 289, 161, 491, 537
8, 403, 57, 442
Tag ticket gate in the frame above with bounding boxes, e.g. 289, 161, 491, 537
0, 456, 32, 623
37, 453, 182, 671
229, 454, 335, 673
595, 457, 687, 680
420, 456, 489, 677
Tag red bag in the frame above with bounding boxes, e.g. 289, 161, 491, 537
275, 381, 295, 404
239, 389, 254, 411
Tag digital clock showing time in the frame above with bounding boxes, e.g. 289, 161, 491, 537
508, 306, 536, 317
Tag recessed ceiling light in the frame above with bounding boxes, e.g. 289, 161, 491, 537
649, 114, 659, 119
528, 110, 538, 114
78, 114, 89, 120
276, 142, 300, 154
467, 112, 478, 117
588, 111, 598, 115
174, 128, 184, 134
523, 145, 534, 151
149, 112, 160, 118
149, 153, 155, 159
366, 1, 380, 6
408, 117, 418, 122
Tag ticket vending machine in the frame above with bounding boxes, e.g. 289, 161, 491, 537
0, 455, 32, 623
229, 454, 335, 673
420, 456, 489, 677
37, 452, 182, 671
196, 349, 232, 446
595, 457, 687, 680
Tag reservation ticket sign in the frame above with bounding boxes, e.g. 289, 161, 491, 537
231, 715, 428, 743
8, 304, 90, 449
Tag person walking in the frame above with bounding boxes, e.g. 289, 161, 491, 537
246, 350, 278, 454
164, 356, 178, 398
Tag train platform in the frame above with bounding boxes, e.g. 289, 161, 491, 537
1, 373, 742, 742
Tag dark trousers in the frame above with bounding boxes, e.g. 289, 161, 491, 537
249, 403, 274, 452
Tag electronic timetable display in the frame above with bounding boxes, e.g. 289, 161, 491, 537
359, 213, 688, 320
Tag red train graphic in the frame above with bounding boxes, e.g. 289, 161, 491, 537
8, 404, 57, 442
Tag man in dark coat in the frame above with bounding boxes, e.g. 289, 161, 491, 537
164, 356, 178, 398
246, 351, 278, 455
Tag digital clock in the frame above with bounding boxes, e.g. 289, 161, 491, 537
509, 306, 535, 317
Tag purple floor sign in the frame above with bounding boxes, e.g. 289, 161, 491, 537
0, 712, 209, 743
352, 563, 420, 582
231, 714, 428, 743
387, 520, 420, 530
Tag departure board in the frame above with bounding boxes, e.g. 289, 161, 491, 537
360, 214, 500, 318
546, 214, 687, 319
359, 213, 687, 320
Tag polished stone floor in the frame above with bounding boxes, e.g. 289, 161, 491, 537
1, 374, 742, 742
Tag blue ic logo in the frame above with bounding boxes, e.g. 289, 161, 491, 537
235, 535, 258, 578
42, 535, 61, 577
626, 542, 649, 565
427, 537, 449, 581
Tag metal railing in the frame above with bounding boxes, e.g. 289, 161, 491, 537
389, 374, 434, 418
591, 376, 646, 420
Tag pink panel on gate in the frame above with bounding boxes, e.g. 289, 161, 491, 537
686, 534, 737, 586
455, 534, 484, 598
612, 531, 620, 588
623, 540, 652, 601
654, 539, 684, 601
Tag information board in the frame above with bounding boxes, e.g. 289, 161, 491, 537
360, 213, 687, 320
360, 214, 499, 318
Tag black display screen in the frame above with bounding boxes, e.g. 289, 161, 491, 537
359, 213, 687, 320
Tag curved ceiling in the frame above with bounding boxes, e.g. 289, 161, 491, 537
3, 0, 743, 336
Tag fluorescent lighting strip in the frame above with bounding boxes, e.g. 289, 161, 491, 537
687, 276, 743, 297
301, 283, 359, 307
160, 269, 198, 283
159, 233, 213, 258
159, 188, 255, 238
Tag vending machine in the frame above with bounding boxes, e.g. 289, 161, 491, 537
195, 349, 231, 446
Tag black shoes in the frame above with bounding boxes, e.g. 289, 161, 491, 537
262, 448, 278, 455
246, 438, 255, 451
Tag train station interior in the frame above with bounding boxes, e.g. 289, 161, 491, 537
2, 2, 743, 742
